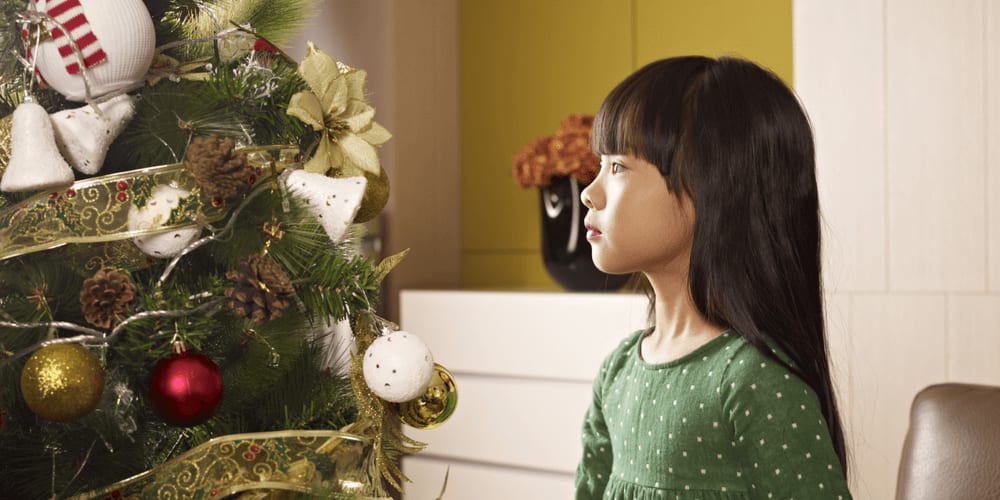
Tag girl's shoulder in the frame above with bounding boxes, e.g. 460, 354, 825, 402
602, 328, 647, 364
718, 333, 817, 401
592, 329, 648, 380
619, 328, 649, 352
721, 333, 798, 373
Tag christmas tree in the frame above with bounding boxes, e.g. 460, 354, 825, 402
0, 1, 455, 498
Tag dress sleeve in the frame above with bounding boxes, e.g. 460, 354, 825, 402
721, 345, 852, 500
574, 356, 613, 499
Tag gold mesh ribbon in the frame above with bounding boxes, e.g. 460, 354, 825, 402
0, 146, 299, 261
349, 307, 427, 496
70, 430, 388, 499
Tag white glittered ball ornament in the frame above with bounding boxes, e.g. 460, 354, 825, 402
33, 0, 156, 101
363, 331, 434, 403
128, 184, 202, 258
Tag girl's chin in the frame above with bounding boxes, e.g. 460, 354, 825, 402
591, 259, 627, 276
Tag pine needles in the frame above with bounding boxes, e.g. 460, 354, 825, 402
0, 1, 401, 496
161, 0, 313, 58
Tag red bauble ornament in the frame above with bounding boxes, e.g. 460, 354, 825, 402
148, 346, 223, 426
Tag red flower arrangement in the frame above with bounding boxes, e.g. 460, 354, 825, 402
512, 114, 600, 188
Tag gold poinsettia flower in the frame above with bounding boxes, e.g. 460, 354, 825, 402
287, 42, 391, 177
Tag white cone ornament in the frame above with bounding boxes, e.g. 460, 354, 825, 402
363, 331, 435, 403
50, 94, 136, 175
127, 184, 202, 258
284, 170, 367, 243
32, 0, 156, 102
1, 101, 74, 192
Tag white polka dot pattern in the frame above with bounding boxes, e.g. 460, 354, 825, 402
575, 329, 852, 500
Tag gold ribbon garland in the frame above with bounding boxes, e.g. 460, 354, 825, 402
70, 430, 388, 500
0, 146, 299, 261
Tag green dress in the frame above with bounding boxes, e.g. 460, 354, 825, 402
575, 330, 852, 500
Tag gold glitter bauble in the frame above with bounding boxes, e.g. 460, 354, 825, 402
20, 343, 105, 422
353, 167, 389, 223
398, 363, 457, 430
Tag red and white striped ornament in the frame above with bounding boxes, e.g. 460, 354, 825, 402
28, 0, 154, 101
27, 0, 107, 75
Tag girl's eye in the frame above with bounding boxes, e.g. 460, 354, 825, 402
610, 162, 625, 174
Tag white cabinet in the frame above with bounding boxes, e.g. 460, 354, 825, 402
399, 290, 648, 499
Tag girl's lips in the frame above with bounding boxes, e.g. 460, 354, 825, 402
585, 224, 602, 240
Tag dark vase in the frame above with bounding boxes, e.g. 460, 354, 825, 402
539, 176, 630, 291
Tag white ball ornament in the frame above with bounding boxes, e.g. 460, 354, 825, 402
33, 0, 156, 101
127, 184, 202, 258
363, 331, 435, 403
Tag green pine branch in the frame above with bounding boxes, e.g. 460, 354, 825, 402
104, 79, 249, 170
161, 0, 313, 59
0, 1, 393, 496
0, 1, 27, 83
205, 52, 316, 148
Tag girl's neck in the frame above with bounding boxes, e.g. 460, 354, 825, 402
642, 269, 726, 364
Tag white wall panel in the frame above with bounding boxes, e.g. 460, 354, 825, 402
849, 294, 947, 500
403, 374, 593, 474
947, 295, 1000, 385
886, 0, 987, 291
402, 457, 574, 500
400, 290, 648, 381
399, 291, 647, 495
988, 2, 1000, 290
794, 0, 887, 292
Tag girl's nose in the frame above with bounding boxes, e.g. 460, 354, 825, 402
581, 181, 599, 209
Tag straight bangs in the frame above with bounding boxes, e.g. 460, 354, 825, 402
591, 79, 647, 158
591, 57, 715, 197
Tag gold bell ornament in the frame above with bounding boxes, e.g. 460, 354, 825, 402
399, 363, 458, 430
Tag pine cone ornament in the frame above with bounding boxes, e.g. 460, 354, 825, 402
183, 135, 253, 201
80, 268, 137, 329
225, 254, 295, 322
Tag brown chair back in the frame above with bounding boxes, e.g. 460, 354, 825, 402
896, 383, 1000, 500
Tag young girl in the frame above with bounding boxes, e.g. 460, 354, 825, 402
575, 56, 851, 499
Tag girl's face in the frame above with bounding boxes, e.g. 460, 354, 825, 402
581, 154, 695, 277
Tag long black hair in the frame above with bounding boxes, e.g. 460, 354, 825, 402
592, 56, 847, 473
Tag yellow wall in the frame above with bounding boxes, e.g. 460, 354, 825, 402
460, 0, 792, 289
